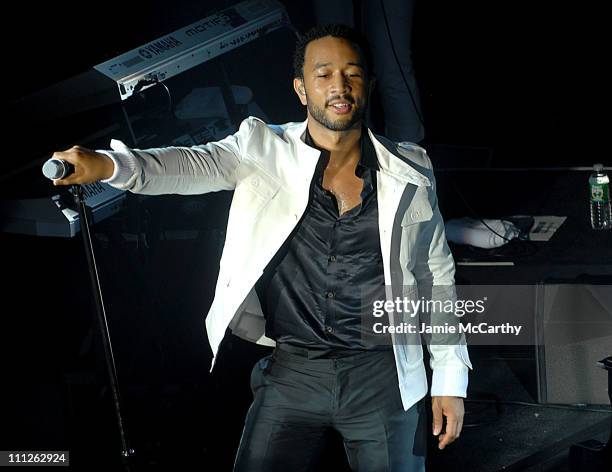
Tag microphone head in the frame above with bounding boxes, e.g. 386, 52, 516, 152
42, 159, 67, 179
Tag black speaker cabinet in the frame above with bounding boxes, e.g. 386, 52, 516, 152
535, 283, 612, 405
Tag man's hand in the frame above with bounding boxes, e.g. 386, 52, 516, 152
432, 396, 464, 450
51, 146, 115, 186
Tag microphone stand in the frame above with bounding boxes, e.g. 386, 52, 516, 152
70, 184, 135, 471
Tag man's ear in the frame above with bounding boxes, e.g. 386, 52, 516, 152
293, 78, 307, 105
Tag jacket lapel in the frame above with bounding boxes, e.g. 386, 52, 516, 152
281, 120, 432, 289
367, 129, 431, 288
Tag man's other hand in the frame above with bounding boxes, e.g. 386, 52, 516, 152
431, 396, 464, 450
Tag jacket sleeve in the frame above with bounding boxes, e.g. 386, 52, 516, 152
412, 164, 473, 398
98, 117, 257, 195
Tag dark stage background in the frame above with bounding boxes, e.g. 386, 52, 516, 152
3, 0, 608, 168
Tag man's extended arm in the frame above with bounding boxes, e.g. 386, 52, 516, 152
53, 117, 257, 194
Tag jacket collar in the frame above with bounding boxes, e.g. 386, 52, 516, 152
304, 125, 379, 175
285, 119, 430, 187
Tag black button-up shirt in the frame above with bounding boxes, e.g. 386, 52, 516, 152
255, 128, 391, 354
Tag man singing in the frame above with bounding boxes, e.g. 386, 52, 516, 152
52, 24, 472, 472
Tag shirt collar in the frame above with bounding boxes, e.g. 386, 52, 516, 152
304, 126, 380, 172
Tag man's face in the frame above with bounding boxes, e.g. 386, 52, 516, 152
294, 36, 370, 131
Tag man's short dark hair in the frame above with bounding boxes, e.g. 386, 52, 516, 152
292, 24, 371, 80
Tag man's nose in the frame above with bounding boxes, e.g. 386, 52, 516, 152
330, 72, 351, 95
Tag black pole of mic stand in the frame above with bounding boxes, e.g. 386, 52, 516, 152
71, 185, 135, 471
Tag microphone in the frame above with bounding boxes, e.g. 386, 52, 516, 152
42, 158, 75, 180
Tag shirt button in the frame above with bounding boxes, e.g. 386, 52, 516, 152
329, 255, 337, 262
326, 291, 335, 299
325, 325, 333, 333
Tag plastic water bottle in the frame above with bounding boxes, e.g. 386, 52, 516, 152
589, 163, 611, 230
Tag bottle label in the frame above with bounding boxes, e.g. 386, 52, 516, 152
590, 182, 610, 203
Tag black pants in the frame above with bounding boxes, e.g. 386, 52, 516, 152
233, 345, 427, 471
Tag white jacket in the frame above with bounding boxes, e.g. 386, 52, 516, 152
101, 116, 472, 411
